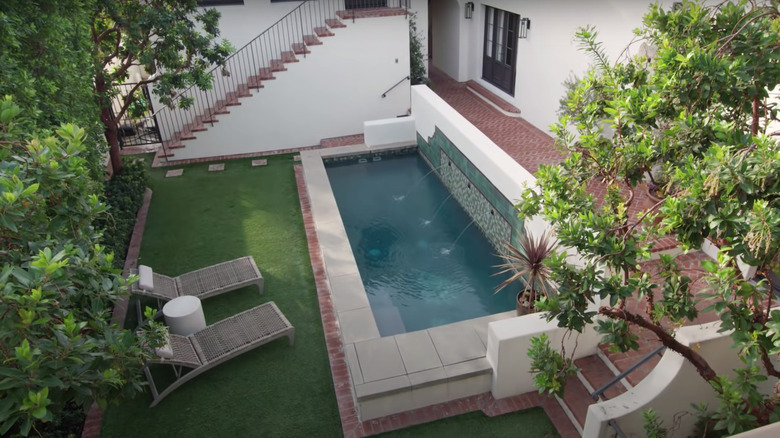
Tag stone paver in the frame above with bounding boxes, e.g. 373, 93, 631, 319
208, 163, 225, 171
165, 169, 183, 177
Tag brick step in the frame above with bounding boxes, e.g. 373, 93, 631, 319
258, 68, 276, 80
292, 43, 310, 55
560, 374, 594, 430
247, 75, 264, 89
314, 26, 335, 37
270, 60, 287, 72
280, 51, 298, 63
575, 355, 628, 401
325, 18, 346, 28
236, 84, 252, 97
303, 34, 322, 45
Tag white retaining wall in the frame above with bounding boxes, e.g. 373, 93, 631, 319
583, 322, 762, 438
174, 15, 412, 160
409, 84, 596, 398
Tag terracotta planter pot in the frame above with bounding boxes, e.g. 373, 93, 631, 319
516, 292, 534, 316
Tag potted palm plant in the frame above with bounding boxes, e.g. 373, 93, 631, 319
494, 226, 558, 315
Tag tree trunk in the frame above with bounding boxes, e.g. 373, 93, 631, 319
95, 72, 123, 174
599, 306, 718, 383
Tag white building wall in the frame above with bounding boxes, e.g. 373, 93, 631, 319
429, 0, 668, 135
173, 14, 412, 160
199, 0, 301, 50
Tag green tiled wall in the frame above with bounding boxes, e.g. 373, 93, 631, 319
417, 128, 524, 252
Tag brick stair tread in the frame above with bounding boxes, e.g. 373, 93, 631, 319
314, 27, 335, 37
304, 34, 323, 45
258, 68, 276, 80
270, 60, 287, 72
325, 18, 346, 28
280, 51, 298, 63
562, 375, 595, 428
292, 43, 311, 55
575, 355, 627, 400
248, 75, 264, 88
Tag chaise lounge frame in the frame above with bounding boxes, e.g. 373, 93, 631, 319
131, 256, 264, 322
144, 301, 295, 407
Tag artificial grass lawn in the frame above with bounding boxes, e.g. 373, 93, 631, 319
378, 408, 559, 437
100, 153, 559, 437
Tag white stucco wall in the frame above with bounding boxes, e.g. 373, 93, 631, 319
200, 1, 306, 50
584, 319, 779, 438
430, 0, 672, 134
173, 14, 412, 159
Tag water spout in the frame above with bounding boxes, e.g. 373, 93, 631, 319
393, 164, 443, 201
441, 219, 476, 255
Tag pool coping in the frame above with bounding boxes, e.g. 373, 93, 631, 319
300, 143, 516, 418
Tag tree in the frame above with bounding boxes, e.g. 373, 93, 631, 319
0, 0, 106, 180
91, 0, 232, 173
0, 97, 158, 436
518, 1, 780, 433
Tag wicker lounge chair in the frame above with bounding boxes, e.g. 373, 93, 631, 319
132, 256, 263, 321
144, 301, 294, 407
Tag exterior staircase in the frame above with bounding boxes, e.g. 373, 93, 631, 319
557, 347, 664, 435
153, 0, 409, 162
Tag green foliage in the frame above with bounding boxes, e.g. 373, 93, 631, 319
92, 0, 234, 172
95, 158, 148, 269
642, 409, 668, 438
495, 226, 557, 313
0, 0, 106, 180
409, 13, 428, 86
517, 0, 780, 432
0, 98, 153, 436
527, 333, 577, 398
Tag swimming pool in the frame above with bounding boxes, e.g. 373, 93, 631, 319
326, 150, 516, 336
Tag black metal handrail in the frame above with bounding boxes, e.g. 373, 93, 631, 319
146, 0, 409, 159
591, 345, 666, 401
381, 75, 410, 98
590, 345, 665, 438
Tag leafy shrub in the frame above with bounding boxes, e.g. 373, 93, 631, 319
409, 13, 428, 86
95, 158, 148, 268
0, 97, 153, 436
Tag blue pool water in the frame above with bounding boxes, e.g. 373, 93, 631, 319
326, 151, 516, 336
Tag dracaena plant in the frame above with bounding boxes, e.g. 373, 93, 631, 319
494, 225, 558, 312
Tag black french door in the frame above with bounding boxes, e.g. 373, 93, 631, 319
482, 6, 519, 95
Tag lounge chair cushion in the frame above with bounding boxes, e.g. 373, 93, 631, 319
139, 265, 154, 291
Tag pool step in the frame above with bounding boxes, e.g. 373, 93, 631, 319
354, 357, 493, 421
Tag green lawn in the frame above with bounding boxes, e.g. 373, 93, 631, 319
101, 153, 559, 437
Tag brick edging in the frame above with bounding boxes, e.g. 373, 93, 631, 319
294, 165, 578, 438
81, 188, 153, 438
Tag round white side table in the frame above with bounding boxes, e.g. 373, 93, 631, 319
162, 296, 206, 336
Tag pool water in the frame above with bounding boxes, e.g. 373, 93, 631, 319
326, 151, 516, 336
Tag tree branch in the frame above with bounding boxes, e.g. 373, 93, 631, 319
600, 306, 717, 382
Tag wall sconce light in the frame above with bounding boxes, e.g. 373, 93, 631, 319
465, 2, 474, 19
519, 17, 531, 38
